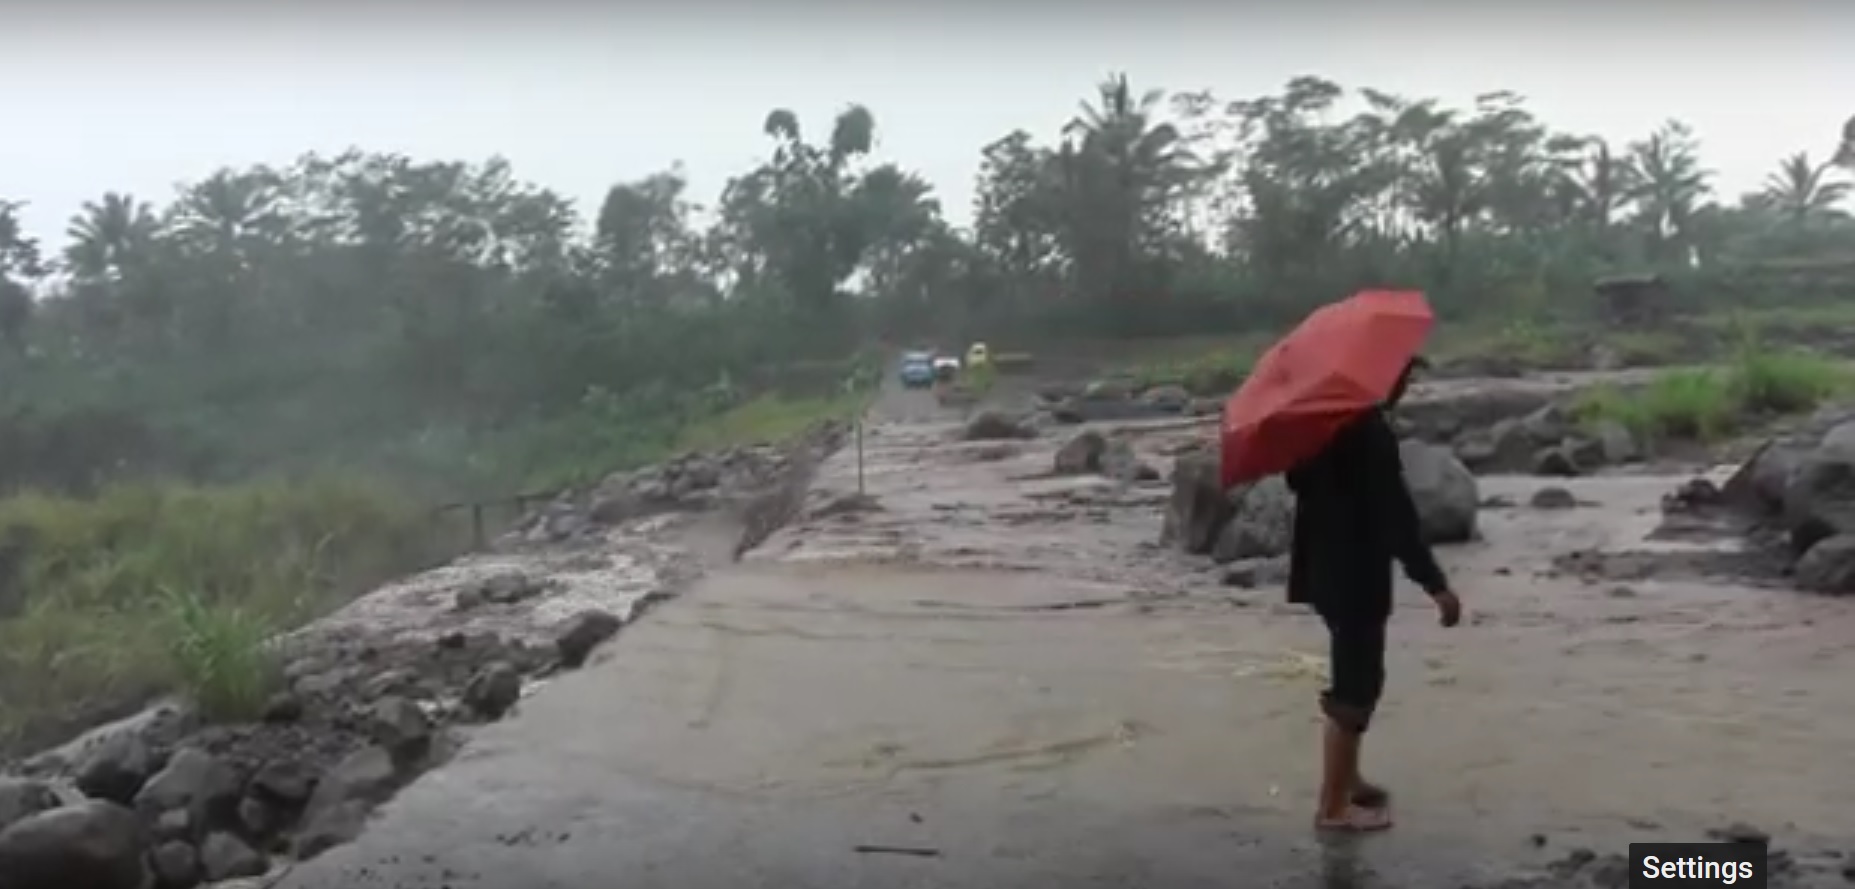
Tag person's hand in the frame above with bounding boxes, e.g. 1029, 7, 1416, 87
1431, 590, 1462, 628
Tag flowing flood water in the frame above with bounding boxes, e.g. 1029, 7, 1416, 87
267, 378, 1855, 889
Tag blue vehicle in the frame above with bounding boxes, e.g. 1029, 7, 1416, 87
898, 351, 936, 389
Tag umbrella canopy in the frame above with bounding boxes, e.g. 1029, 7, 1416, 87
1219, 290, 1434, 488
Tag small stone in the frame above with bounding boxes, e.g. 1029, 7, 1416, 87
236, 796, 277, 840
72, 733, 158, 806
150, 839, 201, 889
198, 831, 267, 881
259, 692, 303, 724
555, 610, 623, 669
1530, 486, 1577, 510
0, 778, 61, 832
152, 809, 191, 843
462, 661, 523, 721
367, 696, 434, 764
248, 759, 317, 808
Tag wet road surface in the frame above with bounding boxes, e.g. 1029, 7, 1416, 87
275, 382, 1855, 889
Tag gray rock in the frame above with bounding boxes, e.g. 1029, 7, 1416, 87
0, 778, 59, 833
462, 661, 523, 721
132, 748, 240, 833
1099, 439, 1158, 483
1591, 419, 1641, 465
1795, 535, 1855, 595
1159, 452, 1231, 555
1210, 476, 1294, 563
1530, 487, 1577, 510
1531, 444, 1582, 478
1139, 385, 1191, 412
258, 692, 302, 724
1054, 431, 1106, 475
555, 609, 622, 669
1400, 440, 1480, 544
367, 696, 433, 764
235, 796, 277, 840
293, 800, 371, 861
247, 759, 315, 809
149, 839, 200, 889
1723, 440, 1806, 518
301, 746, 398, 821
72, 733, 157, 806
1184, 397, 1223, 418
1082, 379, 1136, 401
198, 831, 266, 882
963, 410, 1035, 441
150, 809, 190, 843
1782, 449, 1855, 554
0, 799, 150, 889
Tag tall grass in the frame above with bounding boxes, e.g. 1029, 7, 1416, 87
1574, 336, 1849, 443
0, 477, 444, 754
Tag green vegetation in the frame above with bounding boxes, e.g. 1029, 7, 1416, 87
1574, 344, 1850, 442
0, 479, 441, 751
0, 77, 1849, 749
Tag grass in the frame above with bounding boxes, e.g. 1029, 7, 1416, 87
1573, 343, 1850, 443
673, 390, 872, 452
1118, 335, 1265, 395
0, 477, 445, 754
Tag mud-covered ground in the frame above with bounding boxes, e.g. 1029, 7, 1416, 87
243, 376, 1855, 889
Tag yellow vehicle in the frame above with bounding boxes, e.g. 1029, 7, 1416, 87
965, 342, 990, 368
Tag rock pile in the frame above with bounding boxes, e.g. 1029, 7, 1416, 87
1721, 417, 1855, 594
503, 420, 853, 549
1448, 403, 1640, 477
1159, 438, 1480, 568
0, 592, 643, 889
1052, 430, 1161, 483
0, 595, 641, 889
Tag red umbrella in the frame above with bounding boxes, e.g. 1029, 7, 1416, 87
1219, 290, 1434, 488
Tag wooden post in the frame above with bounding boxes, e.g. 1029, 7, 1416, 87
856, 418, 866, 497
471, 503, 485, 549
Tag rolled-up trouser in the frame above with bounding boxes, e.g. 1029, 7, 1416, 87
1316, 609, 1387, 734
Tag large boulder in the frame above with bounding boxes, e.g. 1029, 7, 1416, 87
0, 779, 59, 834
1053, 431, 1107, 475
1782, 443, 1855, 555
132, 748, 241, 835
1795, 534, 1855, 594
1160, 452, 1232, 555
0, 800, 150, 889
1723, 440, 1807, 518
1400, 440, 1479, 544
1211, 476, 1294, 563
963, 410, 1036, 441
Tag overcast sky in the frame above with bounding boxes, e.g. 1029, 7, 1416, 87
3, 1, 1850, 252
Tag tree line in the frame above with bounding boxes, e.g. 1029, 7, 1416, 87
0, 75, 1850, 497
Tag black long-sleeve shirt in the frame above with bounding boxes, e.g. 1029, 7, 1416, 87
1284, 409, 1449, 622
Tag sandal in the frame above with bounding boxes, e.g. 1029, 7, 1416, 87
1315, 805, 1394, 833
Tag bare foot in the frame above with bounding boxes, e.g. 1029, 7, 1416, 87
1352, 779, 1390, 809
1315, 805, 1394, 833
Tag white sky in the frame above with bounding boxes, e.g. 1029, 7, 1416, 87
2, 2, 1850, 252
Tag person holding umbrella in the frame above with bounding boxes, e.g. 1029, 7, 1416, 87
1218, 290, 1464, 833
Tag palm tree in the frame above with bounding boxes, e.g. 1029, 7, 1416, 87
63, 193, 159, 281
1836, 114, 1854, 169
1760, 152, 1852, 227
1625, 121, 1712, 260
1059, 74, 1210, 301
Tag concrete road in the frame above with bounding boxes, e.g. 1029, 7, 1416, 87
275, 380, 1855, 889
275, 564, 1515, 889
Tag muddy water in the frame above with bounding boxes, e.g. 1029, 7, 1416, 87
272, 380, 1855, 888
763, 387, 1855, 852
